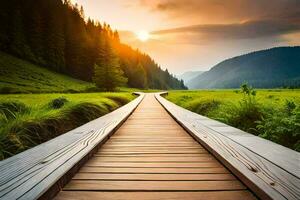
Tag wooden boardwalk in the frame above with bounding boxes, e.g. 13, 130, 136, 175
55, 94, 256, 200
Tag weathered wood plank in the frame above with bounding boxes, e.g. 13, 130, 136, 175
55, 191, 256, 200
63, 180, 246, 191
83, 162, 222, 168
156, 92, 300, 200
98, 149, 208, 153
79, 166, 230, 174
96, 153, 210, 157
100, 146, 204, 150
72, 173, 237, 181
103, 143, 199, 147
89, 156, 215, 162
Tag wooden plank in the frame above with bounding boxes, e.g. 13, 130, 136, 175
101, 145, 201, 148
109, 138, 195, 142
90, 156, 215, 162
110, 136, 190, 139
156, 92, 300, 200
103, 143, 199, 147
63, 180, 246, 191
84, 162, 222, 168
0, 94, 145, 200
79, 167, 230, 174
100, 145, 203, 149
98, 151, 208, 154
72, 173, 237, 181
55, 191, 256, 200
106, 140, 196, 142
97, 153, 210, 157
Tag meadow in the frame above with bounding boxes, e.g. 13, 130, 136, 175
166, 88, 300, 151
0, 92, 135, 160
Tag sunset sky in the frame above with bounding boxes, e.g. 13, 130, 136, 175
72, 0, 300, 75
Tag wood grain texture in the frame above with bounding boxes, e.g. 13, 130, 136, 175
72, 173, 237, 180
156, 92, 300, 200
56, 94, 255, 200
78, 167, 231, 174
63, 180, 246, 191
0, 93, 145, 200
55, 191, 256, 200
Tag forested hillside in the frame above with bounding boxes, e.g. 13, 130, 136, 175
188, 47, 300, 89
0, 0, 186, 90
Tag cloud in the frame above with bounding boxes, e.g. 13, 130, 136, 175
137, 0, 300, 45
152, 19, 300, 41
141, 0, 300, 24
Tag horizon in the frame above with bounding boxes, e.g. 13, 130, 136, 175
71, 0, 300, 74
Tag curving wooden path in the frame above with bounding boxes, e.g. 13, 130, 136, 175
55, 94, 256, 200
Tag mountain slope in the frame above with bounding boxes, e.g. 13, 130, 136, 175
0, 51, 94, 93
188, 47, 300, 89
178, 71, 204, 84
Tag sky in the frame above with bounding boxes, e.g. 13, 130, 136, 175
72, 0, 300, 75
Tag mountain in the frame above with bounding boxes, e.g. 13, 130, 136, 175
188, 47, 300, 89
178, 71, 204, 84
0, 0, 186, 90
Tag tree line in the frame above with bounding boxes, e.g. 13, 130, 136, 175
0, 0, 186, 90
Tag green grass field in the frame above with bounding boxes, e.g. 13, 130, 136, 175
166, 89, 300, 151
0, 92, 135, 159
0, 51, 96, 93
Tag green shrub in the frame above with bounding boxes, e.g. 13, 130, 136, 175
48, 97, 68, 109
215, 84, 264, 134
188, 99, 221, 116
217, 101, 264, 134
257, 101, 300, 151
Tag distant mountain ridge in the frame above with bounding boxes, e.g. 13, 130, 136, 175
188, 47, 300, 89
177, 71, 204, 84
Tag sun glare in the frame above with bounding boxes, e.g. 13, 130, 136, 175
136, 30, 150, 42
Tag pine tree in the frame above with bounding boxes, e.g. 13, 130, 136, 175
9, 8, 34, 61
26, 6, 45, 65
93, 39, 127, 91
132, 62, 147, 88
44, 4, 65, 72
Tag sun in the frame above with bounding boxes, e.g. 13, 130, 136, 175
136, 30, 150, 42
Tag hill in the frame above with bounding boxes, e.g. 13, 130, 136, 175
188, 47, 300, 89
177, 71, 204, 84
0, 0, 186, 90
0, 51, 95, 93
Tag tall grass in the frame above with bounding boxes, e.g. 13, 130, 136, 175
0, 94, 134, 160
166, 87, 300, 151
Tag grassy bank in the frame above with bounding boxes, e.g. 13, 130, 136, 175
0, 51, 96, 93
166, 88, 300, 151
0, 92, 135, 160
